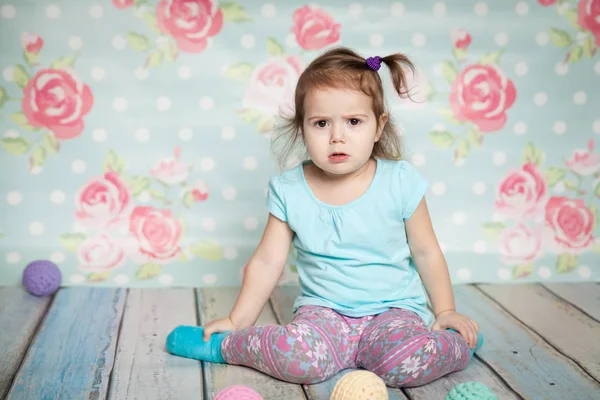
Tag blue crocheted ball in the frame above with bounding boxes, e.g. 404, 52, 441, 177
22, 260, 62, 296
445, 382, 497, 400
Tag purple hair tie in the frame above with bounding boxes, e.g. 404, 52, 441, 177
366, 56, 382, 71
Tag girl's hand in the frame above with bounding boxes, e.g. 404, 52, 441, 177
203, 316, 238, 341
432, 311, 479, 348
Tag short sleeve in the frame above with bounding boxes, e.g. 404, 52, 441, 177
397, 161, 429, 220
266, 176, 287, 222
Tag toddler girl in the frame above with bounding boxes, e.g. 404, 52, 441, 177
166, 47, 483, 388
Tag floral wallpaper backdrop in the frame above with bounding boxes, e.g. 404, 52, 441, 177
0, 0, 598, 288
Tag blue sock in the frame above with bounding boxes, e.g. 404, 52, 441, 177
447, 328, 484, 358
165, 325, 230, 363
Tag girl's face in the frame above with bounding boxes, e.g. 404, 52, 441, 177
302, 88, 387, 177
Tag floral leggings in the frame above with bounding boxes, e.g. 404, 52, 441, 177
221, 305, 470, 387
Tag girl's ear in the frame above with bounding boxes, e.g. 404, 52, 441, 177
375, 113, 389, 141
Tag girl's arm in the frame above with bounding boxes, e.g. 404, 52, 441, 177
228, 213, 294, 329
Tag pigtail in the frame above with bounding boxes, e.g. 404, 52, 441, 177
381, 53, 416, 100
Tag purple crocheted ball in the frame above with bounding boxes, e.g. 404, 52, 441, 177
22, 260, 62, 296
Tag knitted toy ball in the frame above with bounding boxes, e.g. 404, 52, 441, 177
330, 370, 388, 400
22, 260, 62, 296
445, 382, 498, 400
214, 385, 263, 400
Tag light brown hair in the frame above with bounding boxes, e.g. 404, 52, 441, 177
271, 46, 417, 170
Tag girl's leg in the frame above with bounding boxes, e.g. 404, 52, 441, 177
355, 308, 471, 388
222, 306, 356, 384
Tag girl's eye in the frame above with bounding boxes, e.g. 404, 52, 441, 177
315, 120, 328, 128
349, 118, 361, 126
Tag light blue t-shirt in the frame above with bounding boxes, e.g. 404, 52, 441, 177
267, 158, 433, 326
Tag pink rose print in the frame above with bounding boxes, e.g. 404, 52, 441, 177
150, 158, 189, 185
112, 0, 134, 9
190, 179, 209, 202
77, 234, 126, 273
545, 197, 595, 252
451, 29, 471, 50
499, 223, 543, 265
76, 172, 132, 229
449, 64, 517, 132
22, 68, 94, 140
537, 0, 557, 6
156, 0, 223, 53
20, 32, 43, 54
291, 5, 341, 51
495, 163, 547, 220
565, 139, 600, 176
243, 56, 303, 115
578, 0, 600, 46
129, 206, 182, 260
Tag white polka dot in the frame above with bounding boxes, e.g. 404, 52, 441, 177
553, 121, 567, 135
114, 274, 129, 285
113, 98, 128, 112
391, 2, 404, 16
224, 246, 238, 260
473, 182, 486, 195
50, 251, 65, 263
201, 157, 215, 171
495, 32, 509, 46
158, 274, 173, 285
431, 182, 446, 196
261, 3, 276, 18
538, 266, 552, 279
91, 67, 105, 81
222, 126, 236, 141
493, 151, 507, 166
515, 62, 528, 76
134, 67, 149, 80
135, 128, 150, 142
156, 96, 171, 111
71, 159, 86, 174
112, 35, 127, 49
68, 36, 83, 50
498, 268, 511, 280
452, 212, 466, 225
553, 181, 567, 194
202, 218, 216, 231
536, 31, 549, 46
178, 65, 192, 79
6, 252, 21, 264
411, 153, 426, 166
573, 91, 587, 105
515, 2, 529, 15
46, 4, 61, 19
203, 274, 217, 285
474, 2, 488, 16
30, 166, 43, 175
5, 129, 19, 138
370, 33, 384, 48
412, 33, 426, 47
595, 61, 600, 75
243, 156, 258, 170
285, 33, 297, 48
89, 4, 104, 18
29, 222, 44, 236
222, 186, 237, 200
439, 241, 448, 252
433, 2, 446, 16
349, 3, 362, 17
7, 191, 22, 205
241, 34, 255, 49
244, 217, 258, 230
432, 63, 443, 77
179, 128, 193, 141
513, 121, 527, 135
474, 241, 487, 254
457, 268, 472, 281
1, 4, 16, 19
578, 265, 592, 279
70, 274, 85, 284
534, 92, 547, 106
50, 190, 66, 204
3, 66, 14, 82
555, 62, 568, 76
593, 120, 600, 134
92, 128, 107, 142
199, 96, 214, 110
138, 191, 151, 203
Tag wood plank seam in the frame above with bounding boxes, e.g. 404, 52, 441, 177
539, 284, 600, 325
194, 290, 211, 400
473, 284, 600, 386
105, 289, 131, 398
466, 355, 525, 400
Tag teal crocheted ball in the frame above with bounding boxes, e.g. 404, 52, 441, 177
445, 382, 497, 400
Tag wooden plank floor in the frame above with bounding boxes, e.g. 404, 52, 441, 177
1, 283, 599, 400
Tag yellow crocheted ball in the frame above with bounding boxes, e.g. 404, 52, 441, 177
330, 370, 389, 400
